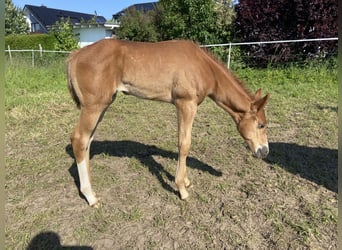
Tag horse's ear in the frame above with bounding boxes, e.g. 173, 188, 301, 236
252, 93, 270, 112
254, 88, 262, 100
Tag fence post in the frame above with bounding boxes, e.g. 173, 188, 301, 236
8, 45, 13, 64
31, 49, 34, 67
39, 44, 43, 57
227, 42, 232, 69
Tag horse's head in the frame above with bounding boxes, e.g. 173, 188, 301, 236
238, 89, 270, 159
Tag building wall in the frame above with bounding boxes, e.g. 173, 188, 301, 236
74, 27, 113, 47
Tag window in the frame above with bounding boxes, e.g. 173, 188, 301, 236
31, 23, 42, 32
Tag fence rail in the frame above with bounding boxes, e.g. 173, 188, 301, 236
6, 45, 71, 66
5, 37, 338, 68
201, 37, 338, 47
201, 37, 338, 69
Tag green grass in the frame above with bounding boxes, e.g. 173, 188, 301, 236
5, 58, 67, 109
5, 57, 337, 249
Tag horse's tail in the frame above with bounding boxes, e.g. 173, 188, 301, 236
67, 51, 81, 109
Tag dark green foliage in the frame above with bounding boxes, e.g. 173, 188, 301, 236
214, 0, 236, 44
5, 34, 57, 50
117, 0, 236, 46
117, 7, 158, 42
156, 0, 219, 44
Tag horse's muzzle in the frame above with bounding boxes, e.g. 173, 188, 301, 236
254, 145, 269, 159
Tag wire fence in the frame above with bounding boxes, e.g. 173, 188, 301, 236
5, 48, 70, 67
201, 37, 338, 69
5, 37, 338, 69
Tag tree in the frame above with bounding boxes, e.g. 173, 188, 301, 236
235, 0, 338, 66
156, 0, 220, 44
214, 0, 236, 43
210, 0, 237, 62
117, 7, 158, 42
116, 0, 236, 47
50, 18, 79, 51
116, 0, 236, 61
5, 0, 29, 35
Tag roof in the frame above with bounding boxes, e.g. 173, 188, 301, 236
24, 5, 106, 30
113, 2, 158, 19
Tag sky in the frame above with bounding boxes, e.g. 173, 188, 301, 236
12, 0, 153, 20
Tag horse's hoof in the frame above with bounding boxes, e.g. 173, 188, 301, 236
185, 178, 192, 188
185, 182, 193, 189
179, 189, 189, 200
89, 197, 101, 208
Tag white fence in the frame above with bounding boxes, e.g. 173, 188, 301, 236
5, 37, 338, 68
5, 45, 70, 67
201, 37, 338, 68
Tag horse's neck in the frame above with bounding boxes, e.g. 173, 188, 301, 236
209, 69, 252, 124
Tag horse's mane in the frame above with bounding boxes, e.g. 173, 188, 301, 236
199, 46, 254, 99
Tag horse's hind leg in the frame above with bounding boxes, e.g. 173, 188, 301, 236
71, 104, 109, 207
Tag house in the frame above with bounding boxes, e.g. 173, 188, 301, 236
24, 5, 107, 33
72, 23, 118, 47
23, 3, 157, 48
112, 2, 158, 22
23, 4, 117, 47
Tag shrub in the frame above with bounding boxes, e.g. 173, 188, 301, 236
50, 18, 80, 51
5, 34, 57, 50
117, 7, 158, 42
235, 0, 338, 67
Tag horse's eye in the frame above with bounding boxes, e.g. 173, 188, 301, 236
258, 123, 265, 129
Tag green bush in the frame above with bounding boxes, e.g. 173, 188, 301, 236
50, 18, 80, 51
5, 34, 58, 50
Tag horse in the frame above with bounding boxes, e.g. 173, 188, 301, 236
67, 39, 270, 207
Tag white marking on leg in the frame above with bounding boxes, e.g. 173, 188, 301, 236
77, 160, 98, 206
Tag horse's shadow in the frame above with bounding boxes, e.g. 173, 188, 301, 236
65, 140, 338, 201
265, 142, 337, 193
65, 140, 222, 198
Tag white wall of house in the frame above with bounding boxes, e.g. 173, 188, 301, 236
74, 27, 113, 47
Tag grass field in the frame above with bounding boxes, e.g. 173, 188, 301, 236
5, 56, 337, 249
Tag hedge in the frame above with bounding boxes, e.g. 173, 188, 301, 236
5, 34, 58, 50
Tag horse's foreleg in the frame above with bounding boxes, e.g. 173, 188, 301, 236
71, 106, 107, 207
175, 100, 197, 200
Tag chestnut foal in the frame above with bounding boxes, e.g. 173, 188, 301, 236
67, 39, 270, 207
